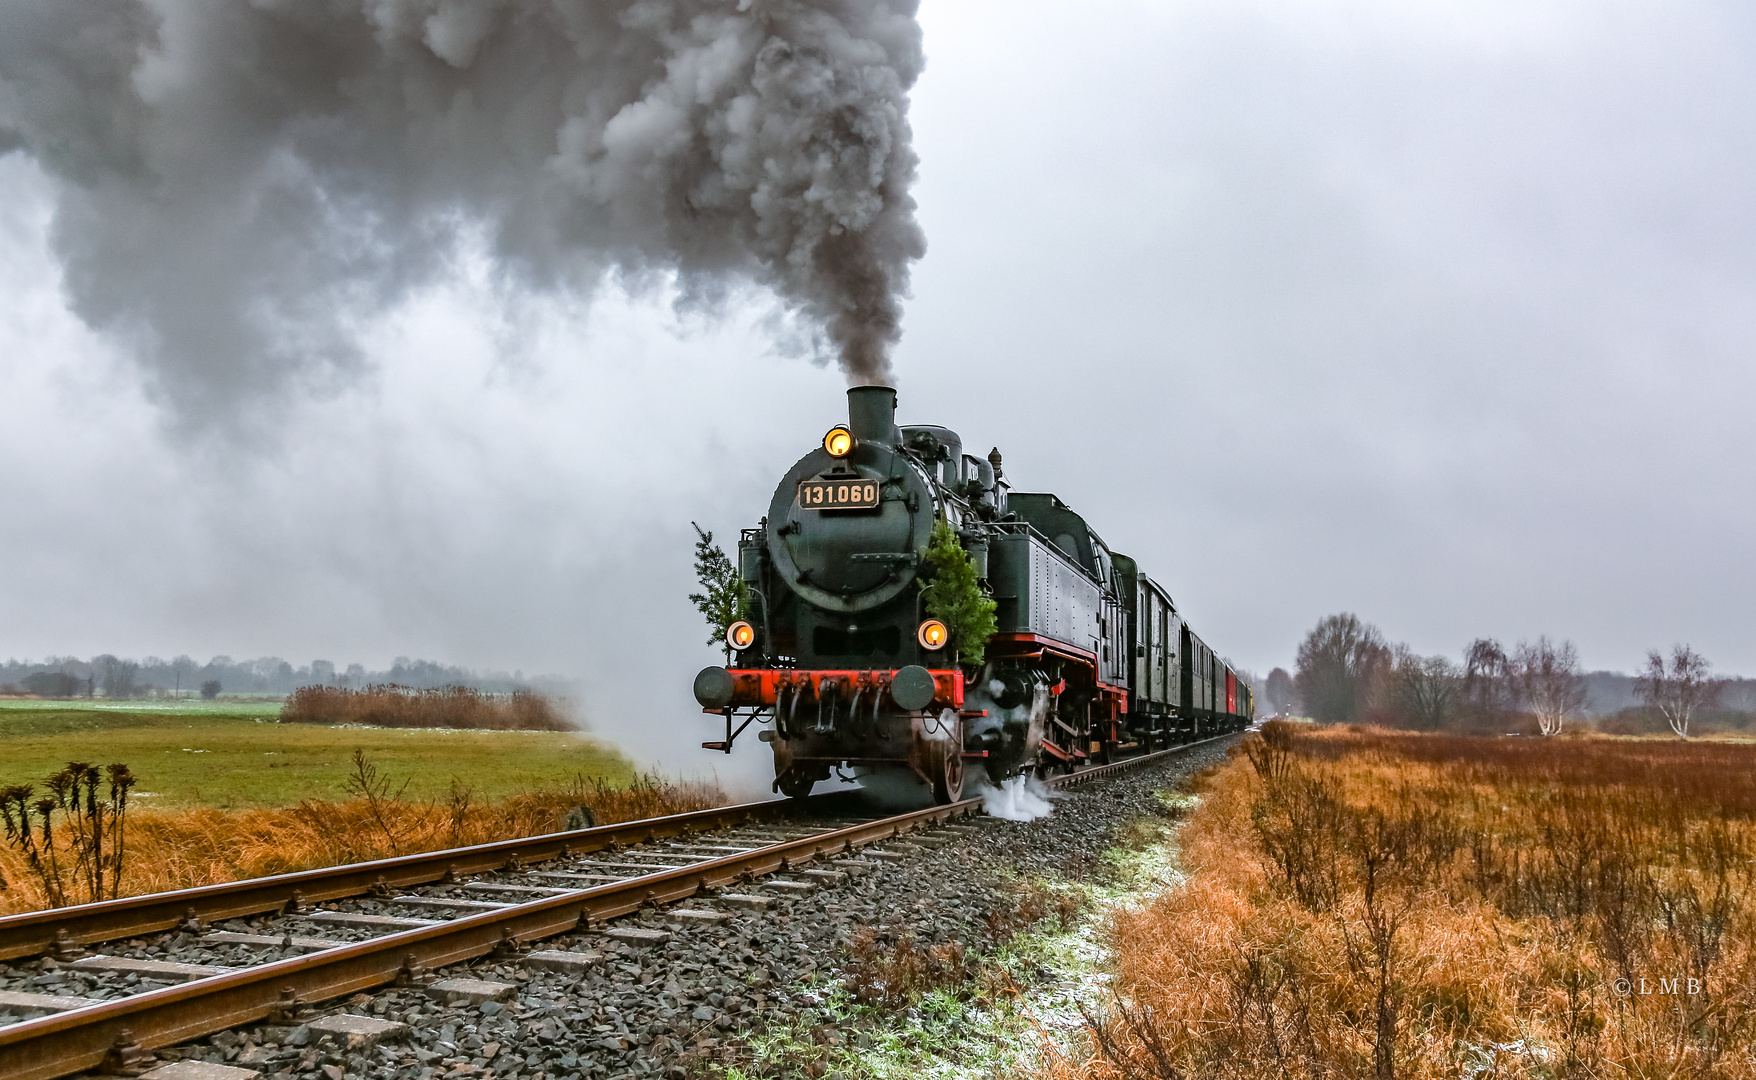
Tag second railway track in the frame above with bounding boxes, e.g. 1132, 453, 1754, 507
0, 736, 1236, 1080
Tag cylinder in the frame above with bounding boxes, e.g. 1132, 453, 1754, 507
847, 385, 899, 446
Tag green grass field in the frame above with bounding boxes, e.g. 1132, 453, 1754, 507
0, 696, 286, 716
0, 704, 632, 809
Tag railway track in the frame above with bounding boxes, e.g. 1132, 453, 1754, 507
0, 737, 1231, 1080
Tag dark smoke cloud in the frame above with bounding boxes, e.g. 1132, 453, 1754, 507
0, 0, 925, 422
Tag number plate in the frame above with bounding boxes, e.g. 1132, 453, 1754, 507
798, 478, 881, 510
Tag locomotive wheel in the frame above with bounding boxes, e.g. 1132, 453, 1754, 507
777, 769, 816, 800
931, 743, 965, 804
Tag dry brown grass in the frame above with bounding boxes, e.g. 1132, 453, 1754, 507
0, 770, 723, 915
279, 684, 573, 731
1042, 724, 1756, 1080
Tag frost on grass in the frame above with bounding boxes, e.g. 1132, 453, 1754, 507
701, 876, 1094, 1080
1025, 789, 1204, 1066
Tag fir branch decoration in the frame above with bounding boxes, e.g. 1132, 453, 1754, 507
689, 523, 748, 663
920, 513, 998, 666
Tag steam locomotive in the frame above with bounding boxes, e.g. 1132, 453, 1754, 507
692, 386, 1253, 803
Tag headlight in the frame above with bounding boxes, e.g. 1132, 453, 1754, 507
823, 426, 855, 458
726, 621, 756, 651
917, 619, 948, 650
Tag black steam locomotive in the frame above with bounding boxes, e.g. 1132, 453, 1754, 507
692, 386, 1253, 803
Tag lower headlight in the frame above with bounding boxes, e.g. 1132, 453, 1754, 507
726, 620, 756, 651
917, 619, 948, 650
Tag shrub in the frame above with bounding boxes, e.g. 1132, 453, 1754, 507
21, 671, 81, 698
279, 683, 572, 731
1045, 727, 1756, 1080
842, 927, 972, 1007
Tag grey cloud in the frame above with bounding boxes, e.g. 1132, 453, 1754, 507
0, 0, 925, 430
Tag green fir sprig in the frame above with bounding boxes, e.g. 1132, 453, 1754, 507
689, 523, 749, 663
920, 513, 998, 667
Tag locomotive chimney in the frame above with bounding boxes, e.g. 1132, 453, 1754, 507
847, 385, 900, 447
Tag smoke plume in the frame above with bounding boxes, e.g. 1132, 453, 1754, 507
0, 0, 925, 420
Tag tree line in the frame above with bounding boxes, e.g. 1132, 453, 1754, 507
0, 654, 578, 700
1263, 613, 1735, 738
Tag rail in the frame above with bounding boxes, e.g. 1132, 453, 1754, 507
0, 794, 859, 964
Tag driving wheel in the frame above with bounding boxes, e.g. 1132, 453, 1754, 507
777, 769, 816, 800
930, 741, 965, 804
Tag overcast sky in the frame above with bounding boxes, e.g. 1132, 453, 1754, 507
2, 0, 1752, 774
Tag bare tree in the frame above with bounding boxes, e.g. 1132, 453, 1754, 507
1264, 667, 1298, 716
96, 656, 139, 700
1385, 647, 1460, 731
1294, 614, 1391, 725
1635, 645, 1721, 739
1460, 638, 1513, 731
1511, 637, 1587, 736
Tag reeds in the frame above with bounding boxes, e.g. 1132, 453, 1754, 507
0, 769, 722, 915
279, 684, 573, 731
1044, 724, 1756, 1080
0, 762, 134, 906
